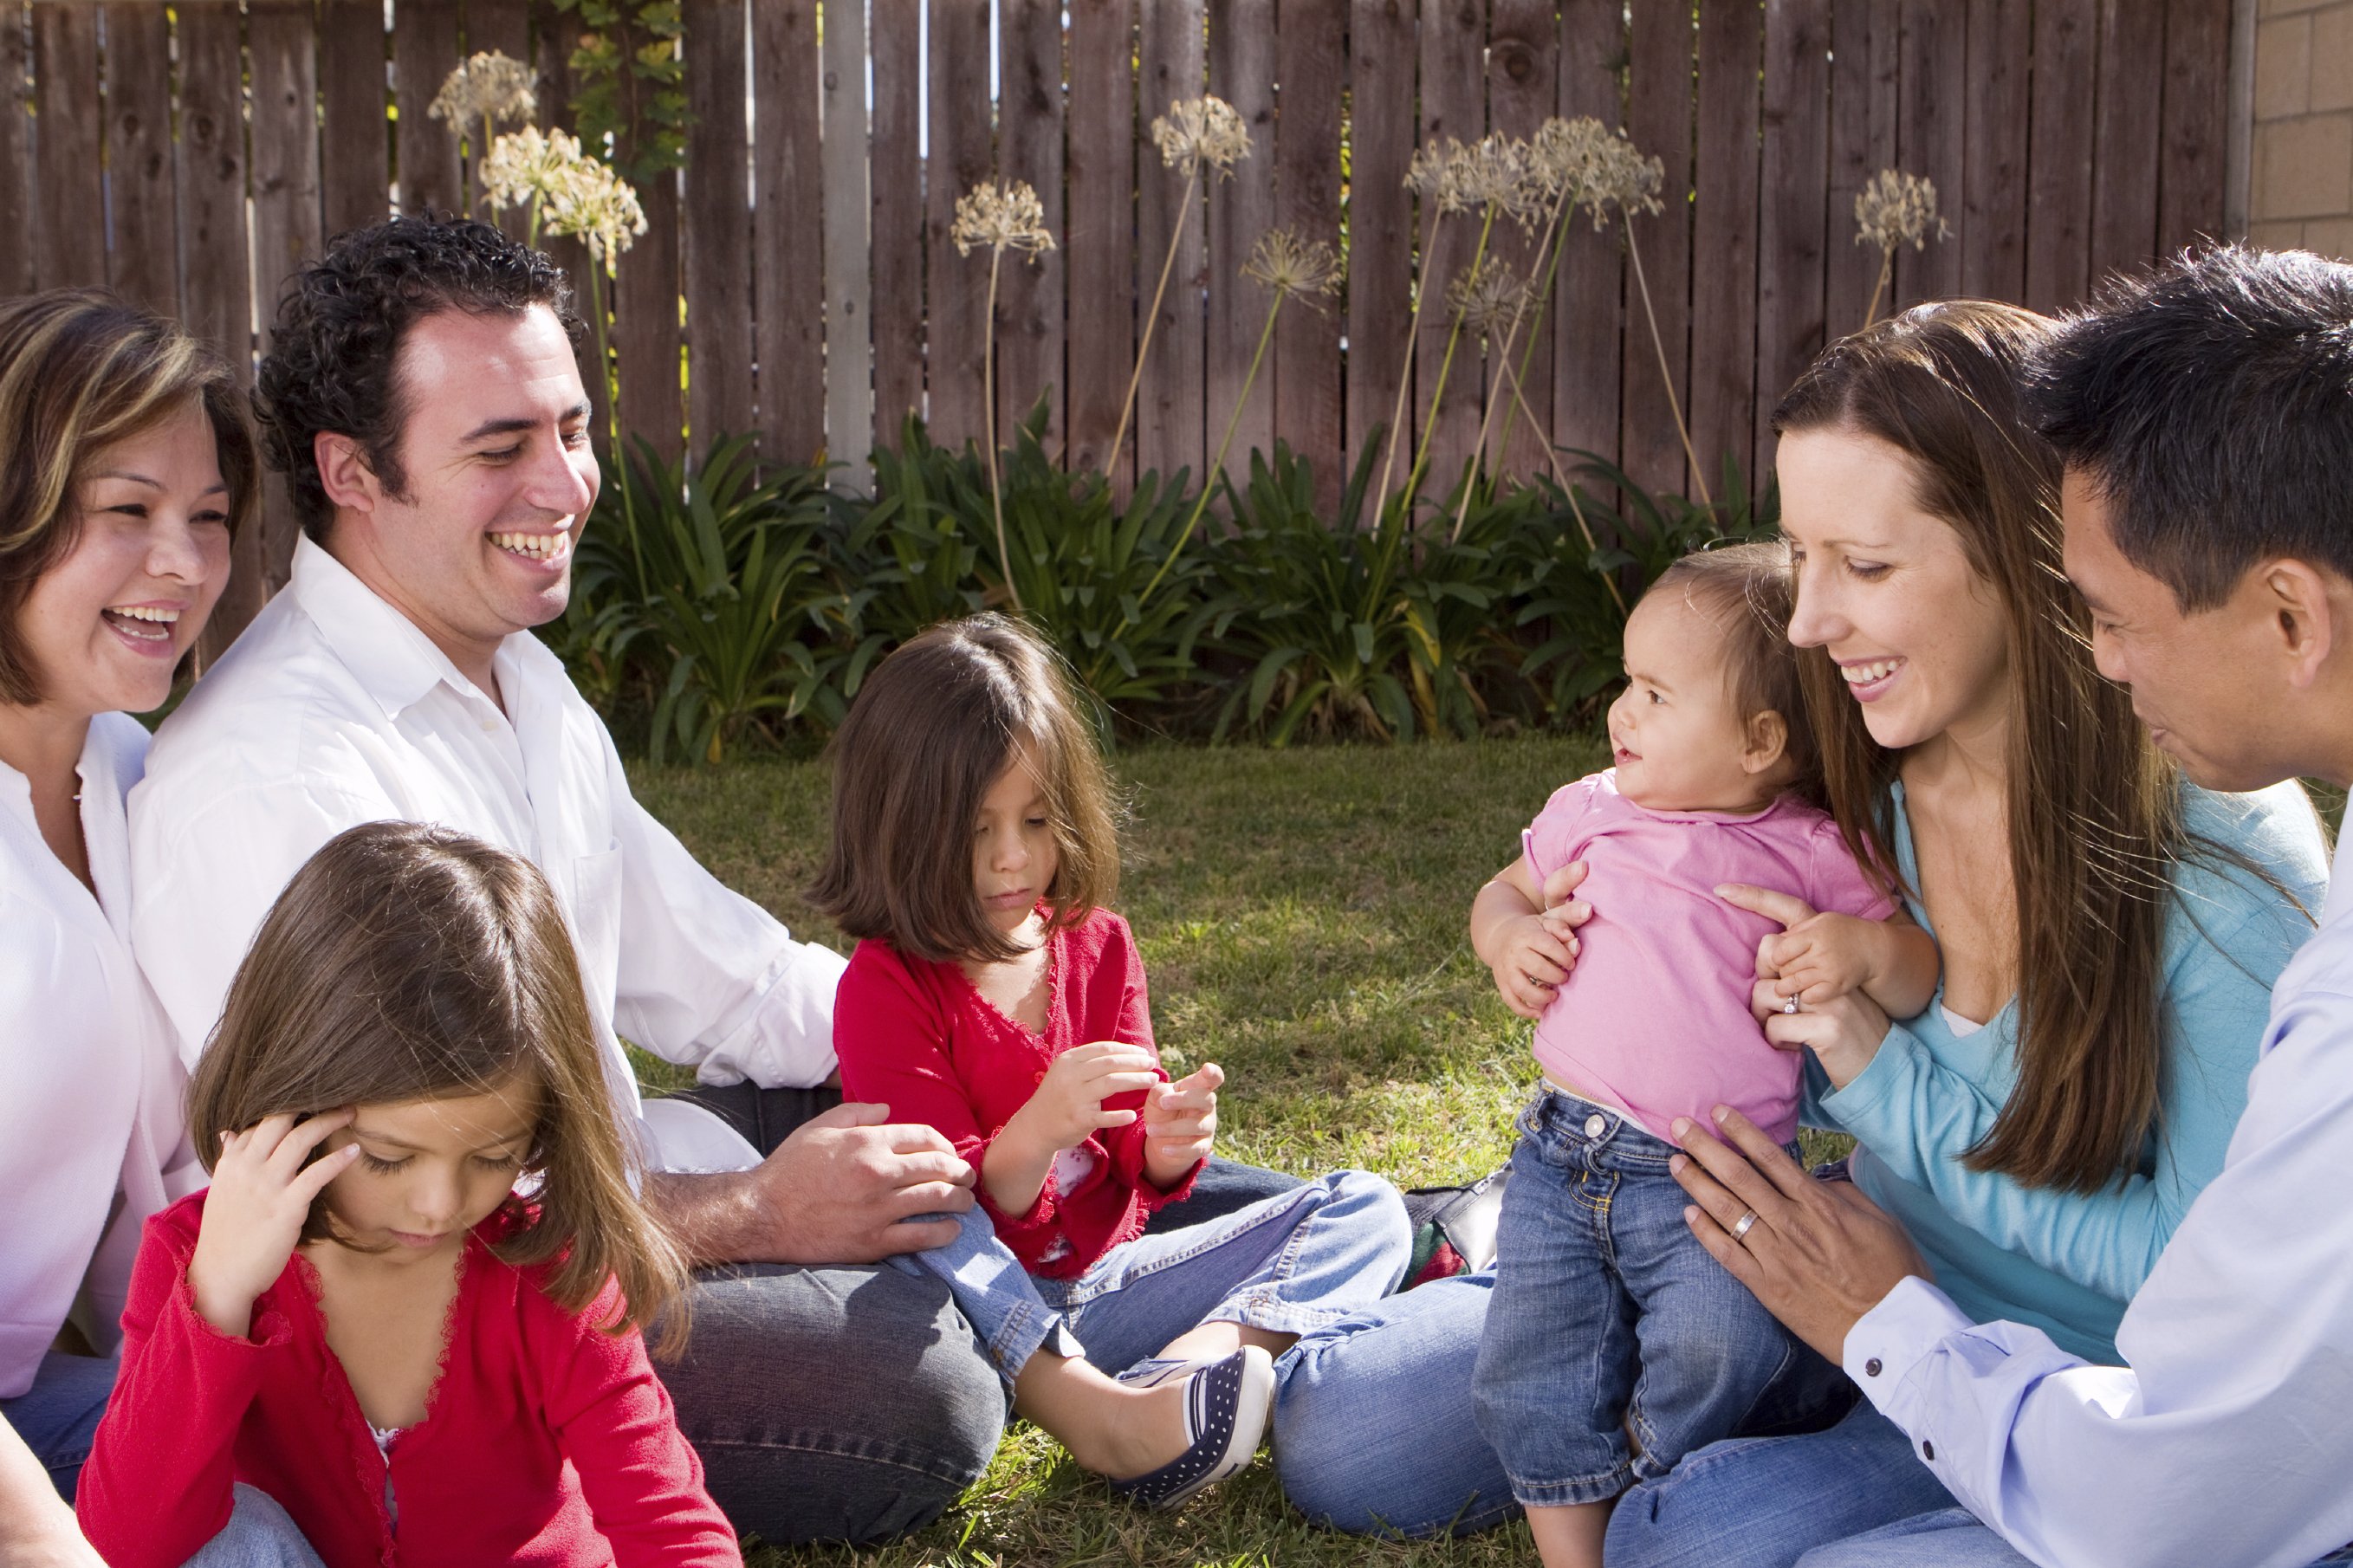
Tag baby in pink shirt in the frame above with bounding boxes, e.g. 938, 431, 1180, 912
1467, 543, 1938, 1568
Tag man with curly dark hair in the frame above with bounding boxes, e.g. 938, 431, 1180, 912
126, 216, 1007, 1545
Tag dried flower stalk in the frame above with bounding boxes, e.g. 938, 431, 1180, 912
432, 51, 539, 219
953, 180, 1058, 613
1108, 97, 1255, 477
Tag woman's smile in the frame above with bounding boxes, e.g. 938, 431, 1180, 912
1835, 655, 1906, 703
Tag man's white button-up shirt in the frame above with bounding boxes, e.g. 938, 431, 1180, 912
1841, 825, 2353, 1568
129, 536, 846, 1172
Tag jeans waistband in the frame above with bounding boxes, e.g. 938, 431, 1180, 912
1527, 1081, 1677, 1167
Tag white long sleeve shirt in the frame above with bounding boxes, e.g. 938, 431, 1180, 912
128, 537, 846, 1174
2, 713, 203, 1395
1843, 826, 2353, 1568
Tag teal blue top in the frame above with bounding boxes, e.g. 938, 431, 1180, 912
1805, 781, 2329, 1364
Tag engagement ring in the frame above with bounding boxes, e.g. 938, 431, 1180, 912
1781, 995, 1800, 1014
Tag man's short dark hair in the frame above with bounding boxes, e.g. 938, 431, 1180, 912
254, 216, 583, 540
2028, 243, 2353, 611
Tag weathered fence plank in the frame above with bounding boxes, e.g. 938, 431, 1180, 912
1136, 0, 1206, 489
755, 0, 824, 469
1063, 0, 1134, 483
1208, 0, 1278, 482
683, 0, 753, 457
1825, 0, 1897, 337
1552, 0, 1624, 476
393, 0, 466, 216
101, 3, 178, 315
31, 2, 102, 290
531, 0, 607, 440
2026, 0, 2097, 313
321, 0, 392, 241
1273, 0, 1344, 505
250, 0, 325, 599
1416, 0, 1487, 504
464, 0, 530, 75
1347, 0, 1417, 491
2090, 0, 2165, 286
0, 5, 30, 300
1756, 0, 1830, 471
1896, 0, 1967, 308
1486, 0, 1557, 475
998, 0, 1066, 452
1621, 0, 1695, 499
1692, 0, 1761, 490
615, 167, 684, 462
816, 0, 869, 482
868, 0, 924, 446
2160, 0, 2229, 251
1962, 0, 2032, 302
923, 0, 992, 454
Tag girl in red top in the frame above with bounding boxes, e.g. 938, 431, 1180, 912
814, 614, 1413, 1510
77, 821, 738, 1567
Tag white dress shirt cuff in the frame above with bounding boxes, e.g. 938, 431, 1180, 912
1842, 1273, 1977, 1422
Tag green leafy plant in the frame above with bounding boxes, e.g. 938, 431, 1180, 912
600, 433, 844, 764
551, 0, 689, 183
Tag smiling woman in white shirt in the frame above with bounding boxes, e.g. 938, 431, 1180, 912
0, 290, 249, 1507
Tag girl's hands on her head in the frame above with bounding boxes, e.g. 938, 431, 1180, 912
1143, 1063, 1222, 1188
1007, 1043, 1164, 1156
188, 1111, 360, 1338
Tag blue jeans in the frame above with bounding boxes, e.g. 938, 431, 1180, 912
182, 1485, 326, 1567
1605, 1398, 1958, 1567
1473, 1088, 1825, 1507
905, 1171, 1412, 1382
1795, 1507, 2353, 1568
1274, 1272, 1521, 1539
0, 1351, 114, 1501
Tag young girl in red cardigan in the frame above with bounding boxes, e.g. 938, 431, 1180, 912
77, 821, 738, 1567
813, 614, 1413, 1510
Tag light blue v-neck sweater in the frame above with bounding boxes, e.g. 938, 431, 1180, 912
1805, 780, 2328, 1364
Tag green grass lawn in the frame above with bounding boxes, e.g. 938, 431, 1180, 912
630, 733, 1609, 1567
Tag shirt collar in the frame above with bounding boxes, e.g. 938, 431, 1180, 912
286, 535, 495, 720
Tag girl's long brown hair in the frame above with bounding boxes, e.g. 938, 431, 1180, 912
188, 821, 690, 1351
1775, 300, 2184, 1195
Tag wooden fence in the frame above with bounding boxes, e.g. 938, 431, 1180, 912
3, 0, 2240, 651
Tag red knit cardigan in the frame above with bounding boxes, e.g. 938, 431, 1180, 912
833, 907, 1200, 1276
77, 1191, 739, 1568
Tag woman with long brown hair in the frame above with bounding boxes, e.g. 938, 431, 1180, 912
0, 288, 246, 1539
1604, 301, 2328, 1565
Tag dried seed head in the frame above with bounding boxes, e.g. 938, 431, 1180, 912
430, 50, 538, 133
481, 126, 581, 211
1527, 115, 1615, 208
1406, 137, 1468, 208
1151, 95, 1254, 180
951, 180, 1057, 261
511, 134, 649, 266
1855, 169, 1950, 254
1445, 258, 1536, 340
1241, 228, 1341, 310
1406, 134, 1544, 229
1574, 127, 1666, 230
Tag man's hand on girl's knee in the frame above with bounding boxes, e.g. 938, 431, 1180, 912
648, 1101, 976, 1267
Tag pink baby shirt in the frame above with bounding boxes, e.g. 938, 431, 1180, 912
1521, 770, 1896, 1144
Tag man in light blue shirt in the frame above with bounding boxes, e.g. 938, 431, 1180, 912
1668, 244, 2353, 1568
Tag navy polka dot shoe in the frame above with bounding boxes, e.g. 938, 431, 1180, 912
1106, 1345, 1275, 1511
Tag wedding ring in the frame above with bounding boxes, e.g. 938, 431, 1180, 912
1732, 1210, 1760, 1241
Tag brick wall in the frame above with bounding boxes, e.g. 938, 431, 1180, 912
2253, 0, 2353, 256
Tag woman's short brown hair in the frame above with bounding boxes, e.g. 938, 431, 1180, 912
1646, 541, 1820, 807
0, 288, 258, 704
810, 613, 1121, 963
186, 820, 688, 1351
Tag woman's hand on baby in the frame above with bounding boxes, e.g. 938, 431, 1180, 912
189, 1111, 361, 1338
1009, 1042, 1164, 1154
1143, 1063, 1222, 1187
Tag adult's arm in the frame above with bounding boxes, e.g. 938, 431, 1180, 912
128, 780, 386, 1067
1676, 980, 2353, 1568
601, 735, 843, 1091
1805, 896, 2292, 1303
0, 1413, 103, 1568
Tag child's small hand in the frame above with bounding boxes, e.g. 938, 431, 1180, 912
1757, 911, 1881, 1008
1143, 1062, 1222, 1187
1488, 912, 1578, 1020
1010, 1042, 1164, 1155
188, 1111, 361, 1338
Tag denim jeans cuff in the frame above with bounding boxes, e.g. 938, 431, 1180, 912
1507, 1461, 1638, 1510
982, 1299, 1083, 1387
1211, 1290, 1366, 1340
